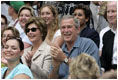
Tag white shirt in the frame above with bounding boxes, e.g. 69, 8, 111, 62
99, 26, 110, 51
15, 21, 32, 45
52, 29, 61, 42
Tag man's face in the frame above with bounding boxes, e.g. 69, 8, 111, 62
107, 2, 117, 27
60, 18, 78, 43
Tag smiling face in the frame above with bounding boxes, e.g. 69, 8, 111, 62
73, 9, 88, 27
3, 39, 21, 62
60, 18, 78, 43
26, 23, 42, 44
107, 2, 117, 28
2, 30, 14, 47
40, 6, 54, 25
19, 9, 32, 29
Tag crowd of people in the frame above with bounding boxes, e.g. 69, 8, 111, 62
1, 1, 117, 79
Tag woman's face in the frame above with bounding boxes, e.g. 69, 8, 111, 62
19, 9, 32, 29
40, 7, 54, 25
3, 39, 21, 62
2, 30, 14, 47
26, 23, 42, 43
73, 9, 88, 27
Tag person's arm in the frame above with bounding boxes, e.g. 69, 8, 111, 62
13, 74, 31, 79
48, 59, 60, 79
49, 46, 72, 78
53, 36, 64, 48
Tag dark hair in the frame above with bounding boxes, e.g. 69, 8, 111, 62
25, 17, 47, 41
8, 37, 24, 51
73, 4, 92, 27
1, 14, 8, 25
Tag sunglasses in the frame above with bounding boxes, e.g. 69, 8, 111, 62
26, 27, 39, 33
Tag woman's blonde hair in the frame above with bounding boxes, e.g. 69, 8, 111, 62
39, 4, 59, 41
69, 53, 100, 79
18, 5, 35, 18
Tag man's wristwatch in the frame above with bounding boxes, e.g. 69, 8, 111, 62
64, 57, 69, 64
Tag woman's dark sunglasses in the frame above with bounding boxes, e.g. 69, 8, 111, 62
26, 28, 39, 33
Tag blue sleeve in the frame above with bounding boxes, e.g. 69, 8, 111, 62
15, 64, 34, 79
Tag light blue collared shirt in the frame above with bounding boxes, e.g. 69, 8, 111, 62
58, 36, 101, 79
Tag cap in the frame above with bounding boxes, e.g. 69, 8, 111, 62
10, 1, 25, 12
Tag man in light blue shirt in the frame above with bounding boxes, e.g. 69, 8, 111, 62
49, 15, 101, 79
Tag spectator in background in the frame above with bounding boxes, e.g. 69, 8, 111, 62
8, 1, 25, 26
1, 27, 20, 49
69, 53, 100, 79
24, 1, 43, 17
100, 1, 117, 72
48, 15, 101, 79
90, 1, 108, 33
39, 5, 63, 47
1, 38, 33, 79
22, 17, 52, 79
1, 15, 8, 31
73, 4, 100, 48
1, 27, 20, 67
1, 1, 12, 24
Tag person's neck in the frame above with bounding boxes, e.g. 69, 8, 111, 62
7, 60, 20, 71
109, 24, 117, 31
66, 37, 78, 52
32, 40, 42, 51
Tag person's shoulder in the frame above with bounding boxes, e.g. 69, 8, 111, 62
1, 67, 7, 71
15, 63, 33, 79
16, 63, 31, 72
39, 41, 51, 55
87, 27, 98, 34
79, 37, 95, 45
79, 37, 92, 42
41, 41, 51, 49
100, 26, 110, 35
83, 27, 98, 35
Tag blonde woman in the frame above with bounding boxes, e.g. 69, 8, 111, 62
39, 4, 63, 47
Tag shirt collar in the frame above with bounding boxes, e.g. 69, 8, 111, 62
62, 36, 81, 52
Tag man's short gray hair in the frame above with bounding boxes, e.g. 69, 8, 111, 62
59, 15, 80, 29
